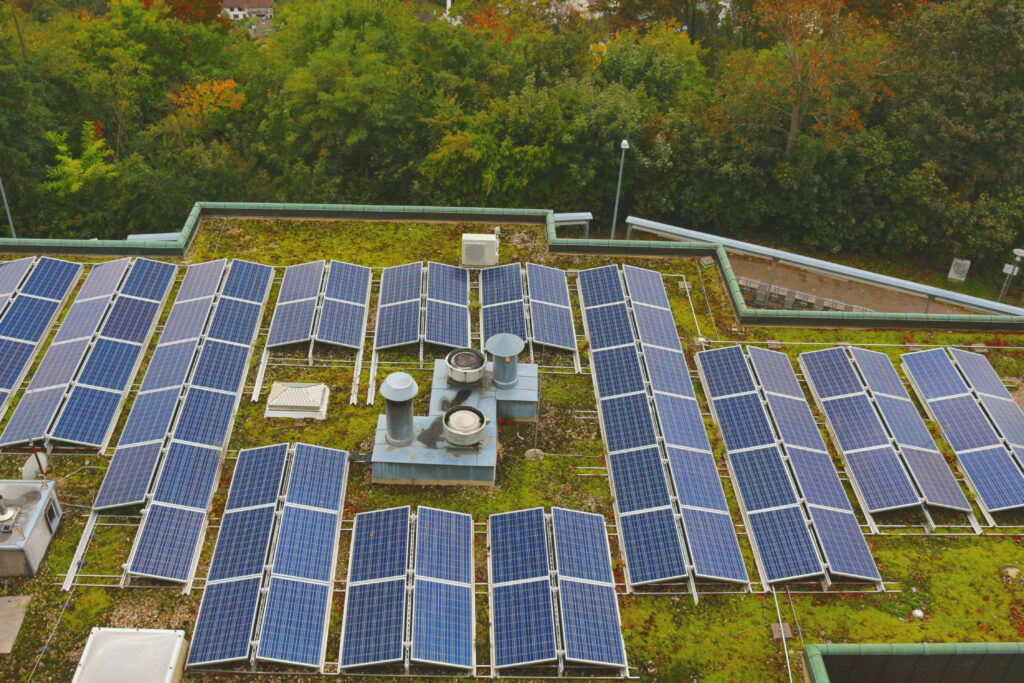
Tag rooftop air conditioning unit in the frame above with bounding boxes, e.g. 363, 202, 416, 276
462, 234, 499, 267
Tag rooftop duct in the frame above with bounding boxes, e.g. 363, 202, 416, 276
380, 372, 419, 447
486, 334, 525, 388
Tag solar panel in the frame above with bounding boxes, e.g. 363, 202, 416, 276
730, 447, 799, 510
152, 442, 221, 509
257, 577, 332, 667
799, 347, 863, 399
0, 386, 65, 445
480, 264, 523, 306
591, 345, 645, 398
979, 395, 1024, 450
632, 304, 681, 350
75, 259, 130, 301
173, 388, 236, 447
584, 303, 633, 350
489, 507, 548, 584
207, 298, 262, 345
20, 257, 81, 300
0, 257, 33, 295
559, 580, 626, 667
139, 340, 196, 392
120, 258, 176, 301
617, 507, 688, 584
713, 393, 776, 451
225, 443, 288, 510
843, 447, 921, 511
192, 340, 250, 393
785, 447, 851, 510
747, 506, 822, 583
578, 265, 624, 307
52, 298, 109, 343
622, 264, 669, 309
348, 507, 410, 583
848, 346, 908, 398
93, 442, 163, 509
99, 297, 159, 343
221, 260, 273, 303
76, 338, 140, 391
482, 301, 527, 342
874, 393, 937, 449
411, 579, 474, 669
375, 299, 420, 349
679, 507, 749, 583
899, 446, 971, 511
273, 506, 338, 582
324, 261, 372, 303
117, 387, 179, 445
599, 392, 656, 453
428, 262, 468, 303
206, 506, 276, 581
160, 296, 214, 343
901, 348, 968, 400
415, 506, 473, 584
747, 346, 803, 398
526, 263, 570, 307
187, 577, 262, 666
425, 299, 469, 348
277, 260, 325, 303
958, 447, 1024, 511
653, 392, 710, 451
128, 503, 206, 581
529, 301, 575, 350
696, 345, 756, 398
665, 447, 728, 511
0, 340, 35, 389
949, 347, 1010, 399
287, 443, 347, 510
764, 393, 827, 451
176, 259, 226, 302
551, 508, 613, 583
379, 262, 422, 305
491, 579, 557, 668
806, 506, 879, 581
49, 386, 123, 447
929, 395, 1000, 452
317, 299, 365, 348
339, 578, 408, 668
0, 296, 59, 341
607, 447, 672, 513
643, 346, 695, 397
267, 299, 317, 347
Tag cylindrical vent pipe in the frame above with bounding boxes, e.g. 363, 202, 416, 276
486, 334, 525, 389
0, 495, 5, 515
380, 372, 419, 446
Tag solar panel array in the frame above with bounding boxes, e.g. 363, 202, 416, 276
425, 262, 470, 348
480, 263, 527, 344
258, 444, 348, 668
747, 346, 880, 582
550, 508, 626, 667
49, 258, 176, 448
526, 263, 576, 350
800, 348, 921, 514
849, 347, 971, 512
619, 266, 748, 585
903, 349, 1024, 513
188, 444, 288, 667
128, 260, 272, 584
315, 261, 373, 349
266, 261, 324, 347
950, 347, 1024, 472
94, 260, 226, 510
374, 262, 422, 349
0, 257, 83, 426
696, 345, 825, 584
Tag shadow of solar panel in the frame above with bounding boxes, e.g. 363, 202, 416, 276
411, 579, 474, 669
160, 297, 213, 343
0, 296, 59, 341
697, 345, 755, 398
844, 447, 920, 511
680, 507, 748, 583
129, 503, 206, 581
258, 577, 331, 667
632, 304, 680, 350
608, 447, 672, 514
874, 394, 935, 449
278, 260, 324, 303
428, 262, 468, 304
192, 340, 250, 393
152, 442, 221, 509
902, 348, 968, 400
599, 392, 656, 453
822, 394, 890, 451
489, 507, 548, 584
28, 339, 88, 391
139, 340, 196, 392
849, 347, 908, 398
714, 393, 776, 451
207, 298, 261, 345
578, 265, 623, 307
415, 507, 472, 584
120, 259, 175, 301
765, 394, 827, 451
21, 257, 80, 300
526, 263, 570, 307
425, 300, 469, 348
622, 265, 669, 309
101, 297, 159, 344
925, 395, 999, 452
584, 303, 633, 350
325, 261, 372, 303
529, 301, 575, 350
379, 262, 422, 305
177, 260, 226, 302
118, 387, 179, 445
950, 347, 1009, 399
51, 386, 122, 446
666, 447, 729, 511
52, 298, 108, 344
591, 345, 644, 398
187, 576, 262, 666
317, 299, 365, 348
0, 386, 64, 445
807, 506, 879, 581
643, 346, 694, 397
747, 506, 822, 583
482, 301, 526, 343
273, 506, 337, 583
559, 580, 625, 667
481, 264, 522, 306
93, 442, 162, 509
491, 579, 557, 668
785, 447, 851, 510
0, 258, 33, 295
748, 346, 803, 398
221, 260, 272, 303
349, 507, 409, 583
375, 300, 420, 349
730, 447, 799, 511
0, 339, 34, 389
551, 508, 612, 584
958, 447, 1024, 511
654, 393, 710, 451
207, 506, 276, 582
173, 388, 236, 447
801, 347, 864, 399
339, 578, 406, 668
288, 443, 347, 510
78, 338, 140, 391
226, 443, 288, 510
267, 299, 316, 347
897, 446, 969, 511
618, 508, 687, 584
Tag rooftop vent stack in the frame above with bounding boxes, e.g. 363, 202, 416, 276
0, 495, 5, 516
445, 348, 486, 384
380, 372, 419, 447
443, 406, 487, 447
486, 334, 525, 389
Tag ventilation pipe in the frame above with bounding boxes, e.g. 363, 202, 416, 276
486, 334, 525, 389
380, 372, 418, 446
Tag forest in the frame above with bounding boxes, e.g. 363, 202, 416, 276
1, 0, 1022, 267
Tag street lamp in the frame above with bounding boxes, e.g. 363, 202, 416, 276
997, 247, 1024, 302
610, 139, 629, 241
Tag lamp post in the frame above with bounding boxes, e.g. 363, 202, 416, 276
0, 167, 15, 239
610, 139, 628, 241
997, 248, 1024, 302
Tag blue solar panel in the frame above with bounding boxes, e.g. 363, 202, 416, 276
129, 503, 206, 581
20, 257, 81, 300
100, 296, 159, 344
551, 508, 612, 583
152, 442, 221, 509
958, 447, 1024, 511
489, 507, 548, 584
979, 395, 1024, 446
0, 296, 59, 341
559, 580, 625, 666
52, 298, 108, 343
849, 347, 908, 398
653, 392, 710, 450
425, 299, 469, 348
339, 578, 407, 668
697, 346, 755, 398
267, 299, 317, 347
482, 301, 527, 343
578, 265, 623, 307
666, 447, 729, 511
714, 393, 776, 451
176, 260, 226, 302
632, 304, 680, 350
643, 347, 695, 397
258, 577, 331, 667
529, 301, 575, 350
226, 443, 288, 510
139, 340, 196, 392
929, 395, 1001, 452
192, 340, 249, 393
273, 506, 337, 582
679, 507, 748, 583
786, 447, 851, 510
844, 447, 920, 511
748, 346, 803, 398
800, 348, 863, 399
77, 338, 140, 391
618, 507, 687, 584
415, 507, 472, 584
950, 347, 1009, 399
526, 263, 571, 307
207, 506, 276, 581
898, 446, 970, 511
287, 443, 347, 510
50, 386, 122, 446
120, 258, 175, 301
0, 386, 64, 445
491, 579, 557, 668
76, 259, 129, 301
608, 447, 672, 513
325, 261, 372, 303
481, 264, 522, 306
0, 258, 33, 295
0, 339, 34, 389
93, 442, 163, 509
221, 260, 272, 303
379, 262, 422, 305
349, 507, 410, 583
874, 394, 935, 449
411, 579, 474, 668
187, 577, 262, 666
729, 447, 798, 511
118, 387, 179, 445
807, 506, 879, 581
375, 300, 420, 349
427, 262, 468, 304
585, 302, 633, 350
591, 345, 644, 398
317, 299, 365, 348
278, 260, 324, 303
747, 506, 822, 583
901, 349, 968, 400
160, 297, 213, 343
173, 388, 235, 447
600, 392, 656, 453
822, 394, 891, 451
765, 393, 827, 451
622, 265, 669, 309
207, 298, 261, 345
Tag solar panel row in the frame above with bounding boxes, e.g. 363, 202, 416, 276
950, 347, 1024, 472
480, 264, 527, 345
266, 260, 325, 347
425, 262, 470, 348
375, 262, 422, 349
526, 263, 576, 350
747, 346, 880, 583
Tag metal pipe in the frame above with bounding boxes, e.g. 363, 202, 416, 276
610, 140, 628, 240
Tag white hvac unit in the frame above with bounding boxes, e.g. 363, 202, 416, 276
461, 233, 499, 267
